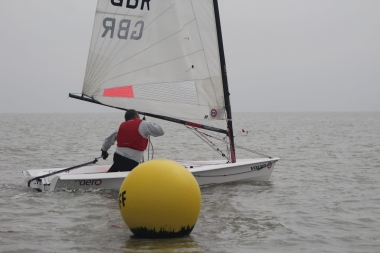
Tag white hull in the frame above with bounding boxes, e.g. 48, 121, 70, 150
22, 158, 279, 192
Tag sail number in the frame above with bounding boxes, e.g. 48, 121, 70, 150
111, 0, 150, 10
102, 18, 144, 40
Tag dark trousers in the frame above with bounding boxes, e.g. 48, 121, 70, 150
107, 153, 139, 172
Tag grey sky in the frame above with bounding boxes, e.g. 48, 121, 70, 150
0, 0, 379, 113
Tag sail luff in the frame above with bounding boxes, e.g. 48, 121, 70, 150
212, 0, 236, 162
84, 0, 108, 87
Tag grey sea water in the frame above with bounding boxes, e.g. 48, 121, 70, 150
0, 112, 379, 253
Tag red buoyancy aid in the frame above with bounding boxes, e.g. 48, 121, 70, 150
117, 118, 148, 151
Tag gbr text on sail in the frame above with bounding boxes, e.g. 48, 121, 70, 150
101, 0, 150, 40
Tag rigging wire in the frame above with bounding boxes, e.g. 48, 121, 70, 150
185, 125, 230, 163
193, 129, 273, 159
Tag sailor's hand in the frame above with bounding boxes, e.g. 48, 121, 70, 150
101, 149, 109, 160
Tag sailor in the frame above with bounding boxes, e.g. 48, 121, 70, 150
101, 109, 164, 172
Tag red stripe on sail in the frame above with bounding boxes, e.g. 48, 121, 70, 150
103, 86, 134, 98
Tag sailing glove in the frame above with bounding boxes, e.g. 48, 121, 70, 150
101, 149, 109, 160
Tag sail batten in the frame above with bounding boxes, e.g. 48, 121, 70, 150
82, 0, 226, 120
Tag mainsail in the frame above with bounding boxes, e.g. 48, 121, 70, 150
82, 0, 227, 120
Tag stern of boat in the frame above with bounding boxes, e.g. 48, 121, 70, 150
22, 165, 111, 192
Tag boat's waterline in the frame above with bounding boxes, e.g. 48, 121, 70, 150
22, 158, 279, 192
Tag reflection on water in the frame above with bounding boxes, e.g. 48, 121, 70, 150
123, 236, 203, 253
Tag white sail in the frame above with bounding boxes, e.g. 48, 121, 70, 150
83, 0, 226, 120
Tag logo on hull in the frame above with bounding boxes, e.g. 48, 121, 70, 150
75, 179, 102, 186
250, 164, 266, 171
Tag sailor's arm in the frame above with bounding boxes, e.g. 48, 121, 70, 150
101, 130, 118, 151
139, 121, 164, 138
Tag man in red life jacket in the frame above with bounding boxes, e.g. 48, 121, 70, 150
101, 109, 164, 172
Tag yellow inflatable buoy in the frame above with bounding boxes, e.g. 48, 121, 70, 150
119, 159, 202, 238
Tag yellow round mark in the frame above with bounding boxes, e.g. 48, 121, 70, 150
119, 159, 201, 238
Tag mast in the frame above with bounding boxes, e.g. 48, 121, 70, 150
213, 0, 236, 163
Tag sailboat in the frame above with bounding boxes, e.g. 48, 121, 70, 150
22, 0, 279, 192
